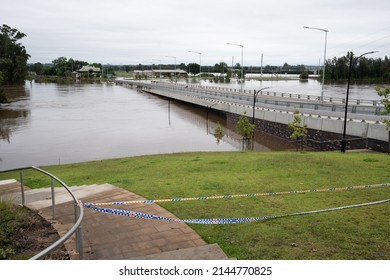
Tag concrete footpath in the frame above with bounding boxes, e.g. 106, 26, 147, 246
0, 180, 229, 260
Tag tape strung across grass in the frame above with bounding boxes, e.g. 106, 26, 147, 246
83, 198, 390, 224
84, 183, 390, 206
82, 183, 390, 225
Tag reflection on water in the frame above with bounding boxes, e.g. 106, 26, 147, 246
6, 79, 378, 170
0, 85, 31, 143
0, 81, 297, 170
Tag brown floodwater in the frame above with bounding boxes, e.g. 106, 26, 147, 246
1, 81, 297, 171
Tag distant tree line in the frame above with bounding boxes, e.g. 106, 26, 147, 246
131, 62, 309, 76
324, 52, 390, 81
25, 56, 390, 82
29, 57, 106, 77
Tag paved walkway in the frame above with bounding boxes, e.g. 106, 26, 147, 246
0, 180, 229, 260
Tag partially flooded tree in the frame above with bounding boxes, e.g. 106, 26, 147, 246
0, 24, 30, 85
288, 110, 308, 151
214, 122, 224, 143
0, 89, 7, 103
236, 111, 255, 150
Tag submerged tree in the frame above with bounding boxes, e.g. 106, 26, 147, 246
0, 88, 7, 104
187, 63, 200, 75
0, 24, 30, 85
299, 71, 309, 80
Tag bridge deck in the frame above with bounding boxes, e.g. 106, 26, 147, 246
116, 80, 389, 143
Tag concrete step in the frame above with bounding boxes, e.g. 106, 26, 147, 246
0, 179, 17, 185
0, 183, 118, 210
1, 182, 231, 260
128, 243, 230, 260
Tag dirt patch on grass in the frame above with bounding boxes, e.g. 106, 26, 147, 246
3, 205, 69, 260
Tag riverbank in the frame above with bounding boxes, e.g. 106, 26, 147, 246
1, 151, 389, 259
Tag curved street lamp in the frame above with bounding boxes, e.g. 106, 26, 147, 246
152, 59, 162, 81
227, 42, 244, 92
165, 55, 177, 82
253, 87, 270, 124
303, 26, 329, 101
341, 51, 377, 152
188, 50, 202, 84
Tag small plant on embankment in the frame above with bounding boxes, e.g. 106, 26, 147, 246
288, 109, 308, 151
376, 86, 390, 154
376, 86, 390, 128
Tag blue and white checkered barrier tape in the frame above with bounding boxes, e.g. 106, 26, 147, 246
84, 198, 390, 225
84, 183, 390, 207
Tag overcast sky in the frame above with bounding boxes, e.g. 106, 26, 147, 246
2, 0, 390, 66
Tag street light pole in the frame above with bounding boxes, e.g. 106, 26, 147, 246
165, 56, 176, 83
341, 51, 377, 152
260, 53, 263, 80
303, 26, 329, 101
253, 87, 270, 124
227, 43, 244, 92
152, 59, 162, 81
188, 50, 202, 84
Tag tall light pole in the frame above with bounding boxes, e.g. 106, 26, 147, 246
165, 56, 177, 83
188, 50, 202, 84
303, 26, 329, 101
260, 53, 264, 80
152, 59, 162, 81
341, 51, 377, 152
227, 42, 244, 92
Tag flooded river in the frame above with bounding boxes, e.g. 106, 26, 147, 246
1, 77, 385, 170
1, 81, 297, 170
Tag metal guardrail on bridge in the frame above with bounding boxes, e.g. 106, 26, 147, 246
117, 80, 387, 118
185, 83, 381, 106
0, 166, 84, 260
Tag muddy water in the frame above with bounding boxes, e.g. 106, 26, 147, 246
0, 81, 295, 170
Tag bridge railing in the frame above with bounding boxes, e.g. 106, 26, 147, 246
0, 166, 84, 260
184, 83, 380, 106
118, 80, 386, 116
121, 80, 381, 106
117, 79, 389, 143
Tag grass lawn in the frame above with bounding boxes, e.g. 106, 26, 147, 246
1, 151, 390, 259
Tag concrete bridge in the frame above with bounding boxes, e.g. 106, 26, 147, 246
116, 79, 389, 152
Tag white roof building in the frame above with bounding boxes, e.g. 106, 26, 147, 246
77, 65, 101, 73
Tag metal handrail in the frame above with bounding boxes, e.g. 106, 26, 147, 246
120, 79, 383, 107
0, 166, 84, 260
118, 80, 387, 118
